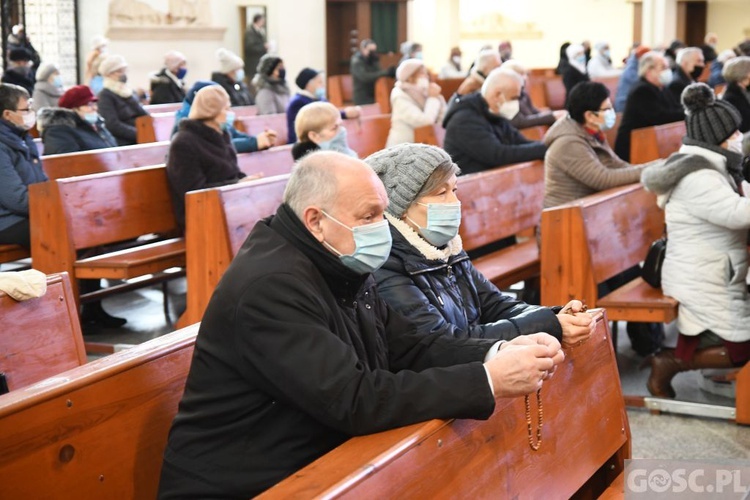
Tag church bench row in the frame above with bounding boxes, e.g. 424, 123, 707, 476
329, 74, 464, 111
0, 300, 629, 498
629, 121, 686, 164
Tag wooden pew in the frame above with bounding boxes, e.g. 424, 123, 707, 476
41, 141, 170, 180
178, 175, 291, 327
540, 183, 677, 323
136, 106, 259, 144
357, 103, 382, 117
236, 113, 288, 146
0, 323, 199, 499
527, 74, 550, 110
414, 124, 445, 148
629, 121, 685, 164
237, 145, 294, 178
342, 114, 391, 158
0, 272, 86, 392
143, 102, 183, 114
436, 77, 463, 101
459, 161, 544, 289
375, 76, 395, 114
29, 166, 185, 302
0, 245, 29, 266
519, 125, 548, 142
605, 112, 623, 149
264, 311, 630, 498
543, 77, 566, 110
328, 74, 353, 108
594, 75, 620, 102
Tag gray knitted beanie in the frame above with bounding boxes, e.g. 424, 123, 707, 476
682, 83, 741, 145
365, 143, 454, 218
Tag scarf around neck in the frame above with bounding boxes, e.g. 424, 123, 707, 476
103, 77, 133, 98
396, 81, 428, 109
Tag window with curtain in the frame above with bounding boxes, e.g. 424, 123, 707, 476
371, 2, 398, 54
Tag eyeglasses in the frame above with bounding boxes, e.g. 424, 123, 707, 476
15, 107, 32, 114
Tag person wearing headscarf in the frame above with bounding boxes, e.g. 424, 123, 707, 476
252, 54, 291, 115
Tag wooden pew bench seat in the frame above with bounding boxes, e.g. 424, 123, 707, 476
472, 238, 539, 290
74, 238, 186, 280
0, 244, 29, 263
597, 277, 678, 323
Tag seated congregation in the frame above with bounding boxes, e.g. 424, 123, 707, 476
2, 17, 750, 498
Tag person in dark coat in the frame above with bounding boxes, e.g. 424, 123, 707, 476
286, 67, 360, 143
442, 68, 546, 174
555, 42, 571, 75
614, 51, 685, 161
367, 143, 593, 344
561, 44, 590, 103
2, 49, 35, 94
157, 150, 564, 498
243, 13, 267, 86
350, 39, 391, 105
700, 33, 719, 64
502, 59, 564, 128
37, 85, 117, 155
6, 25, 40, 70
96, 54, 148, 146
167, 85, 246, 232
666, 47, 705, 105
149, 51, 188, 105
211, 48, 254, 107
0, 83, 45, 248
173, 80, 275, 154
720, 56, 750, 133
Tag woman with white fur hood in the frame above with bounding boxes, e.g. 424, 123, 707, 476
641, 82, 750, 399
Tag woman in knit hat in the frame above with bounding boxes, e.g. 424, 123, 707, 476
31, 62, 63, 111
172, 80, 276, 153
37, 84, 116, 155
386, 58, 445, 147
252, 54, 290, 115
365, 143, 593, 344
96, 54, 148, 146
211, 48, 253, 107
149, 50, 188, 105
167, 85, 247, 232
641, 83, 750, 398
720, 56, 750, 135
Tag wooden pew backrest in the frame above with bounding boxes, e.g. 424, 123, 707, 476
436, 77, 463, 101
629, 121, 686, 164
263, 311, 630, 498
520, 125, 548, 142
237, 145, 294, 179
179, 175, 290, 327
543, 77, 566, 110
41, 141, 170, 180
541, 184, 665, 306
143, 102, 183, 114
458, 161, 544, 251
328, 74, 353, 107
0, 272, 85, 391
414, 124, 445, 148
0, 324, 199, 499
375, 76, 395, 114
342, 114, 391, 158
236, 113, 288, 146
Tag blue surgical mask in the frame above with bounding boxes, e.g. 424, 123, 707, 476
83, 112, 99, 124
315, 87, 326, 100
321, 212, 392, 274
176, 67, 188, 80
224, 111, 236, 128
575, 55, 587, 66
407, 202, 462, 247
53, 75, 63, 88
414, 51, 423, 60
235, 68, 245, 82
318, 127, 358, 158
599, 108, 616, 131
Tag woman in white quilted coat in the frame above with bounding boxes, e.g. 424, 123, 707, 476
641, 83, 750, 398
386, 58, 446, 147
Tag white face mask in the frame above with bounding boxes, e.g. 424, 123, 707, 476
726, 134, 744, 155
452, 55, 461, 65
21, 110, 36, 130
498, 99, 520, 120
658, 68, 672, 86
416, 77, 429, 91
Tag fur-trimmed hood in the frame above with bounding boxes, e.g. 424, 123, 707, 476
36, 107, 77, 132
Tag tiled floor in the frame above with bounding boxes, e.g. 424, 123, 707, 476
81, 280, 749, 459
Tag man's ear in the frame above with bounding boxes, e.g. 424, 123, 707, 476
303, 206, 325, 242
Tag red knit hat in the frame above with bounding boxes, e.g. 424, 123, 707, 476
59, 85, 98, 109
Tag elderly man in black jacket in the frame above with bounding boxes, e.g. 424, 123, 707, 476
667, 47, 705, 105
614, 51, 685, 161
157, 151, 564, 499
443, 68, 546, 174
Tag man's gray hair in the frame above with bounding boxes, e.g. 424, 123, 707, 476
474, 49, 501, 74
283, 152, 340, 217
481, 67, 523, 97
722, 56, 750, 84
676, 47, 702, 65
638, 51, 665, 77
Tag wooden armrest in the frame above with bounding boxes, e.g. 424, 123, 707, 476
597, 278, 678, 323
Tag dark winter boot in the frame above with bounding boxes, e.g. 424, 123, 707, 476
646, 346, 734, 398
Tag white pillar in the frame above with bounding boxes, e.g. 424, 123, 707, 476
642, 0, 678, 48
